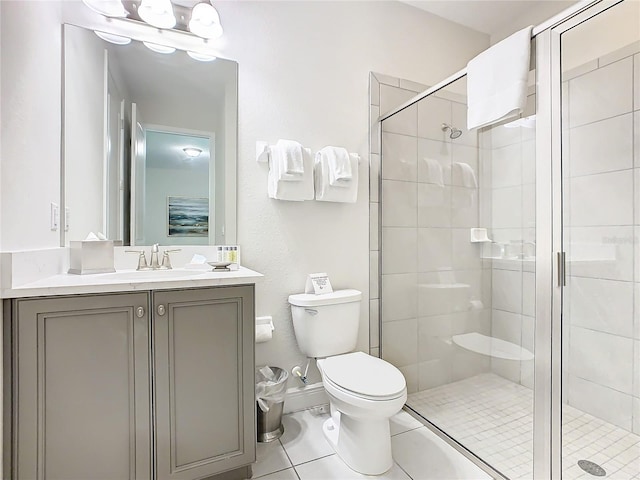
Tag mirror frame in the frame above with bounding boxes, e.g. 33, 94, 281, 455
60, 14, 237, 247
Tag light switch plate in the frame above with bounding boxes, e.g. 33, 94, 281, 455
50, 203, 59, 231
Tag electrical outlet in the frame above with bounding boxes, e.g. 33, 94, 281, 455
50, 203, 59, 231
64, 207, 70, 232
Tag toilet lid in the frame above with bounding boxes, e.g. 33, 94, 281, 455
321, 352, 406, 398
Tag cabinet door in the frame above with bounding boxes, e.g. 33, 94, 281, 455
153, 286, 255, 480
11, 293, 152, 480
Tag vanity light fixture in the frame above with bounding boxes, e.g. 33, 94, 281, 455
183, 147, 203, 157
143, 41, 176, 54
94, 31, 132, 45
138, 0, 176, 29
188, 2, 223, 39
81, 0, 128, 17
187, 51, 217, 62
81, 1, 225, 43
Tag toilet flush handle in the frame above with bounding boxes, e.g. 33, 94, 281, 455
304, 308, 318, 315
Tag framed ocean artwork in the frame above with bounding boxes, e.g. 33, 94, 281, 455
167, 196, 209, 237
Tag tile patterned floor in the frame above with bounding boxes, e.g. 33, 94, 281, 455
408, 373, 640, 480
253, 406, 493, 480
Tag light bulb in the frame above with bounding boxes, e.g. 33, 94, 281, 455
189, 3, 223, 39
82, 0, 128, 17
94, 31, 131, 45
138, 0, 176, 29
187, 51, 217, 62
143, 42, 176, 54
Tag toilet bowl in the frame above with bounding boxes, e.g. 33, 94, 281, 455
318, 352, 407, 475
288, 290, 407, 475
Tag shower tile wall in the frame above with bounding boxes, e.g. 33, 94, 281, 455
372, 73, 492, 393
369, 73, 428, 364
562, 42, 640, 434
480, 91, 537, 390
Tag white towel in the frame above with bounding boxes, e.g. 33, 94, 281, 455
275, 139, 304, 181
318, 146, 352, 187
315, 153, 359, 203
422, 158, 444, 187
467, 26, 533, 130
452, 162, 477, 188
268, 147, 314, 201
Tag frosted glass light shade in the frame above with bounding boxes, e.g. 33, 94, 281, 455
138, 0, 176, 29
143, 42, 176, 54
94, 31, 132, 45
82, 0, 128, 17
189, 3, 223, 39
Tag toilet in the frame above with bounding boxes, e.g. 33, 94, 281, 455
288, 289, 407, 475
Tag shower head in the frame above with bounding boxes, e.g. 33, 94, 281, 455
441, 123, 462, 139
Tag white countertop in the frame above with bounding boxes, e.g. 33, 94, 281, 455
1, 266, 263, 299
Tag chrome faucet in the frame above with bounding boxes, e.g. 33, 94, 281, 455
150, 244, 161, 269
126, 244, 181, 270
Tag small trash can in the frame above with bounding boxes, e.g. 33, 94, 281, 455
256, 366, 289, 442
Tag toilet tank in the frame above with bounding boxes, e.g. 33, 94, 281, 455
288, 289, 362, 358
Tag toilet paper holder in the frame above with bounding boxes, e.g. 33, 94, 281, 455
256, 315, 275, 343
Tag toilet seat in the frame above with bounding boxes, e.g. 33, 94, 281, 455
320, 352, 406, 401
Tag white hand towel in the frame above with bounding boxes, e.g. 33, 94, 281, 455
276, 139, 304, 181
268, 147, 314, 201
315, 153, 359, 203
452, 162, 477, 188
422, 158, 444, 187
319, 146, 352, 187
467, 25, 533, 130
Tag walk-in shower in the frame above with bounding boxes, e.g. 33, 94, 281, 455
375, 1, 640, 478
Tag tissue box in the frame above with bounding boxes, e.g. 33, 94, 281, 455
68, 240, 116, 275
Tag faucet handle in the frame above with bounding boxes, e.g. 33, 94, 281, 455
161, 249, 181, 270
125, 250, 149, 270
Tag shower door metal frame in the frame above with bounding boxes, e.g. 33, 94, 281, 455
537, 0, 627, 478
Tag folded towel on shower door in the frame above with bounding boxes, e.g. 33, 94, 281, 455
467, 25, 533, 130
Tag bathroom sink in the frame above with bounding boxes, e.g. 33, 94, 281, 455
104, 269, 209, 281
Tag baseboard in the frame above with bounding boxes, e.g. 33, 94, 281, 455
283, 382, 329, 414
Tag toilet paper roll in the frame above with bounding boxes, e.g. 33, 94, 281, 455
255, 324, 273, 343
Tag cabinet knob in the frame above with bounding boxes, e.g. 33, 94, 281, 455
136, 306, 145, 318
157, 304, 166, 316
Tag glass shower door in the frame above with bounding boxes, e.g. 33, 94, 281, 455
558, 1, 640, 478
380, 66, 538, 478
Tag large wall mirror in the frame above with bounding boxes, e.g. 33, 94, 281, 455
63, 23, 237, 246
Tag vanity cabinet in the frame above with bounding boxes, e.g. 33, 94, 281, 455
153, 287, 255, 480
5, 285, 255, 480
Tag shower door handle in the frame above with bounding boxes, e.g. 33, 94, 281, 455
557, 251, 566, 287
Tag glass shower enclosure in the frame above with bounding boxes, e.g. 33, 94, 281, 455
377, 1, 639, 478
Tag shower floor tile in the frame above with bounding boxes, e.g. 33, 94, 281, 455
408, 373, 640, 480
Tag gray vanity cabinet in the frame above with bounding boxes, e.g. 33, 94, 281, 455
6, 285, 255, 480
152, 286, 255, 480
9, 292, 153, 480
